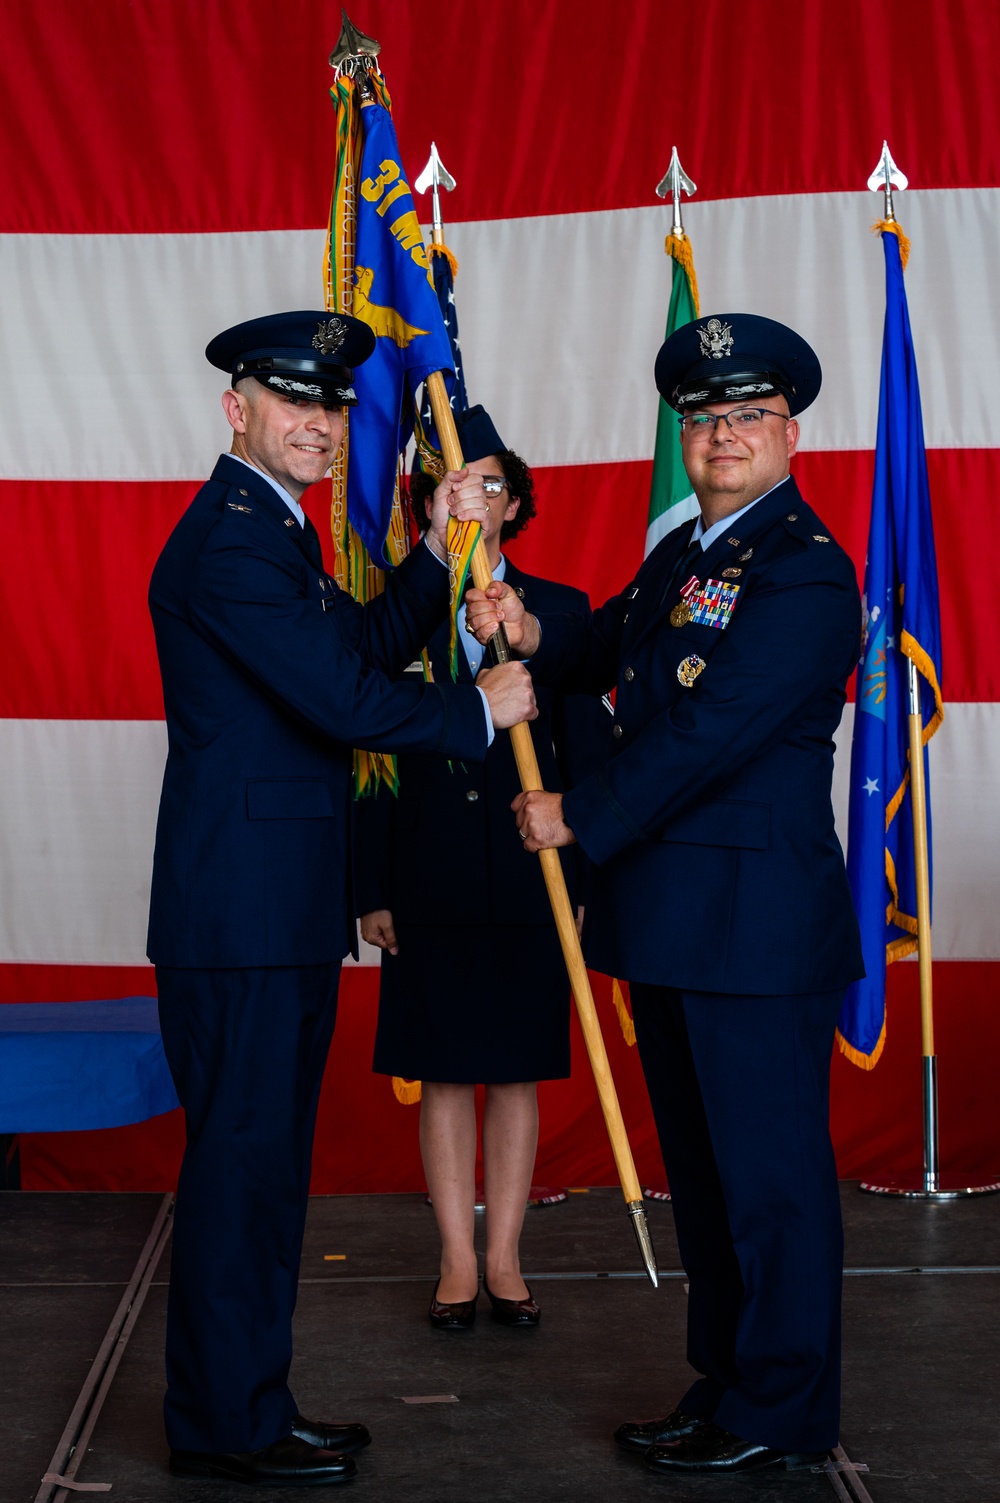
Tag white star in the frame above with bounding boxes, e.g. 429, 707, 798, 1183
863, 777, 880, 796
453, 336, 461, 351
886, 635, 895, 649
448, 290, 456, 305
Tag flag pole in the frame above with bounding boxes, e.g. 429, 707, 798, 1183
413, 173, 659, 1288
856, 144, 997, 1199
426, 369, 658, 1283
328, 12, 658, 1283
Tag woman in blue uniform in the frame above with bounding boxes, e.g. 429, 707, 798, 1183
356, 406, 606, 1330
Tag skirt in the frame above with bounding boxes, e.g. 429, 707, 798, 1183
372, 921, 571, 1084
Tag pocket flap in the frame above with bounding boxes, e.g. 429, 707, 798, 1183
246, 779, 335, 820
660, 799, 770, 850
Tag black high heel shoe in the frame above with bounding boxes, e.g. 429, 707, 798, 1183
483, 1277, 541, 1326
428, 1277, 479, 1329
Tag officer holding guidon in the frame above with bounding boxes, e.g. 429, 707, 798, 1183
147, 310, 536, 1487
465, 314, 865, 1475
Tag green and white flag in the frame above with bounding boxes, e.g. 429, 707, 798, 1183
645, 235, 701, 555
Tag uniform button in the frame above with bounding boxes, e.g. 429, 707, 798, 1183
623, 667, 635, 683
612, 724, 623, 740
466, 789, 479, 802
787, 512, 798, 521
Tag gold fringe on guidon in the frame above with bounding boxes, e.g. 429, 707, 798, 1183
872, 218, 911, 270
392, 1076, 422, 1105
665, 232, 700, 317
612, 979, 636, 1046
836, 1017, 887, 1070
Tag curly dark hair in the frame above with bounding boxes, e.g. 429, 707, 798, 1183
408, 449, 536, 541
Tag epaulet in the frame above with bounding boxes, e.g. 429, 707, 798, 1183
779, 508, 835, 548
223, 482, 256, 516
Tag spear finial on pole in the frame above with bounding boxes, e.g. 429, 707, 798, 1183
656, 146, 697, 239
867, 140, 907, 223
329, 8, 381, 71
415, 143, 457, 243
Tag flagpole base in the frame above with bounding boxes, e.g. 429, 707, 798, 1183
859, 1174, 1000, 1199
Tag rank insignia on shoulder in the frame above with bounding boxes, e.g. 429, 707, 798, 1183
687, 578, 740, 630
227, 502, 252, 513
721, 567, 742, 578
813, 534, 830, 542
677, 654, 706, 687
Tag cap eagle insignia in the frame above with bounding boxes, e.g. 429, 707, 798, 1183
312, 318, 349, 356
697, 318, 734, 360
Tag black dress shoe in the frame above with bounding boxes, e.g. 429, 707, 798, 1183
614, 1408, 706, 1453
644, 1422, 827, 1474
292, 1416, 371, 1453
169, 1433, 356, 1485
482, 1277, 540, 1326
428, 1277, 478, 1328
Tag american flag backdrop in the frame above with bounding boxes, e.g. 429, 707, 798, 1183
2, 0, 998, 1189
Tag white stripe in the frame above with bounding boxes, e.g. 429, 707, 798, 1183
1, 188, 997, 479
0, 709, 996, 966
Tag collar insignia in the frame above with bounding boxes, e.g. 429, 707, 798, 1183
312, 318, 348, 356
697, 317, 734, 360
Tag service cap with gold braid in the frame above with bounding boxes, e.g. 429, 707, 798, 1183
206, 310, 376, 406
655, 312, 822, 416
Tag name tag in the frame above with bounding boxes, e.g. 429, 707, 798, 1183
688, 579, 740, 629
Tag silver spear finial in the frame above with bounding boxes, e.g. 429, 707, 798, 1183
867, 140, 908, 222
415, 142, 457, 238
329, 9, 381, 70
656, 146, 697, 238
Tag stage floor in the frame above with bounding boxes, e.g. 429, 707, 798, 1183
2, 1186, 998, 1502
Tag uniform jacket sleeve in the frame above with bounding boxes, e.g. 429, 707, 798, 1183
187, 517, 486, 762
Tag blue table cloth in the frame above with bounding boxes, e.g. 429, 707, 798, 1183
0, 998, 179, 1132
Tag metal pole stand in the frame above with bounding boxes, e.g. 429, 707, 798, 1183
861, 659, 1000, 1199
860, 1054, 1000, 1198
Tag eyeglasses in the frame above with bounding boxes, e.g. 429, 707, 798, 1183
481, 477, 508, 497
678, 408, 789, 438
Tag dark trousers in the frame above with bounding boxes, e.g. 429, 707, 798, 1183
156, 963, 340, 1453
630, 985, 844, 1453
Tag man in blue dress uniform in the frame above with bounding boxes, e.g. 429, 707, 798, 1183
465, 315, 865, 1475
147, 311, 536, 1486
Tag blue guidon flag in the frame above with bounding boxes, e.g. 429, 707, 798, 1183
838, 222, 944, 1069
343, 98, 454, 563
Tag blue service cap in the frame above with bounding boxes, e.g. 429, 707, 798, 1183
454, 404, 506, 463
655, 313, 821, 416
206, 310, 376, 406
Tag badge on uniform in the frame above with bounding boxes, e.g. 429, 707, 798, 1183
687, 578, 740, 630
677, 654, 706, 687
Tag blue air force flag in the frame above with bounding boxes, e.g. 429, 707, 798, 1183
838, 225, 944, 1069
347, 101, 454, 563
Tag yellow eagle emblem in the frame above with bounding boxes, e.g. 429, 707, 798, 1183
352, 267, 428, 348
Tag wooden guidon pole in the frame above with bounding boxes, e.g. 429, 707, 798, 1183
425, 368, 658, 1287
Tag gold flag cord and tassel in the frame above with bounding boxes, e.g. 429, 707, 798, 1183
325, 62, 410, 799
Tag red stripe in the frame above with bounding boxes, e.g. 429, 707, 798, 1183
0, 449, 994, 719
3, 0, 998, 235
11, 961, 1000, 1190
